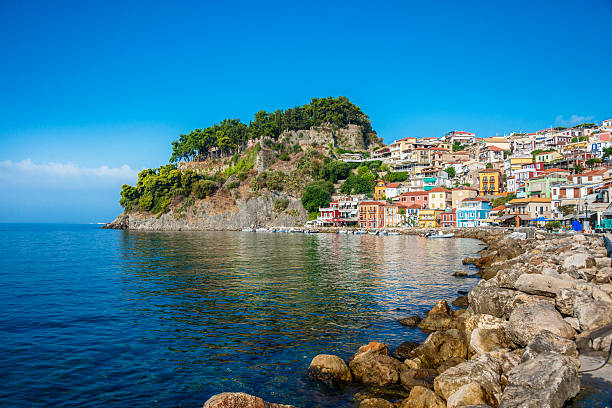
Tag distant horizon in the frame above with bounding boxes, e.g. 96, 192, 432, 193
1, 0, 611, 223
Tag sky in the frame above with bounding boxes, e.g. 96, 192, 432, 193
1, 0, 611, 223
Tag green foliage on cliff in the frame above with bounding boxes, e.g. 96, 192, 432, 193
384, 171, 408, 182
340, 166, 377, 194
301, 180, 334, 213
120, 164, 201, 213
169, 96, 376, 162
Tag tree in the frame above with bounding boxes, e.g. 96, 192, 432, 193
586, 158, 601, 168
486, 163, 493, 169
452, 141, 466, 152
572, 164, 584, 174
544, 220, 561, 231
445, 166, 456, 179
193, 180, 218, 198
603, 147, 612, 161
491, 193, 516, 209
301, 180, 334, 213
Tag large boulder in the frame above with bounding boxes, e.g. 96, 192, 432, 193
562, 252, 595, 271
555, 288, 581, 315
307, 354, 352, 383
446, 382, 490, 408
202, 393, 296, 408
348, 352, 404, 386
393, 341, 421, 360
418, 300, 453, 332
433, 354, 502, 406
506, 301, 576, 347
514, 274, 575, 297
573, 295, 612, 331
399, 386, 446, 408
520, 330, 578, 363
465, 314, 513, 354
411, 329, 468, 369
359, 398, 395, 408
400, 368, 438, 389
399, 316, 422, 327
499, 352, 580, 408
468, 280, 518, 318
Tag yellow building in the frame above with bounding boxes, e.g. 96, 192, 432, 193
479, 169, 501, 196
374, 180, 386, 200
417, 209, 443, 228
534, 150, 563, 163
508, 157, 533, 175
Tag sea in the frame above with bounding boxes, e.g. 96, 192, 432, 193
0, 224, 607, 407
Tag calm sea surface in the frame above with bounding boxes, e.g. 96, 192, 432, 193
0, 224, 486, 407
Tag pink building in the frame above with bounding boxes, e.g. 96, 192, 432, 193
396, 191, 429, 208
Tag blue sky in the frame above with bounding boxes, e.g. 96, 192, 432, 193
1, 0, 611, 223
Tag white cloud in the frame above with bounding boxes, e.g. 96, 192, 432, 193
0, 158, 139, 188
554, 114, 595, 127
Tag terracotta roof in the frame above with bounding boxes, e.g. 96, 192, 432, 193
402, 204, 422, 209
463, 197, 490, 202
491, 205, 506, 211
358, 201, 386, 206
483, 146, 505, 151
541, 168, 569, 174
386, 182, 401, 188
400, 191, 428, 196
429, 187, 451, 193
509, 197, 552, 204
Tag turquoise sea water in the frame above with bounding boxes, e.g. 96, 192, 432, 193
0, 224, 490, 406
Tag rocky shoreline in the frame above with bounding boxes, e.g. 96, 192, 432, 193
202, 229, 612, 407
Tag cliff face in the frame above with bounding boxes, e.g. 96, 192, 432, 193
105, 191, 308, 231
278, 123, 376, 152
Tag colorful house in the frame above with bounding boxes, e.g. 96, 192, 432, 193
534, 150, 563, 163
428, 186, 452, 210
478, 169, 501, 196
357, 201, 386, 228
451, 186, 478, 209
374, 180, 387, 200
440, 209, 456, 227
417, 209, 443, 228
383, 204, 401, 227
396, 190, 429, 208
456, 197, 492, 227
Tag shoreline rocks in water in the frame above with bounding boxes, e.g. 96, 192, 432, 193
302, 230, 612, 408
203, 229, 612, 407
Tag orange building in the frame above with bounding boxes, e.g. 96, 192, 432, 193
358, 201, 385, 228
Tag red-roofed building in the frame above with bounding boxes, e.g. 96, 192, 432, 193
445, 131, 476, 145
396, 191, 429, 208
429, 187, 452, 210
479, 146, 505, 164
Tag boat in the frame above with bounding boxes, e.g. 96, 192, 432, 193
388, 232, 400, 235
255, 228, 269, 233
429, 231, 455, 238
241, 228, 255, 232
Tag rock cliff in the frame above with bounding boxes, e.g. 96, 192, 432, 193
104, 191, 307, 230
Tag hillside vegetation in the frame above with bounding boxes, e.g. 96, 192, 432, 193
118, 97, 387, 219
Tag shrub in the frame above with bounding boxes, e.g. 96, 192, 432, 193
273, 198, 290, 212
193, 180, 218, 198
227, 180, 240, 189
279, 152, 290, 161
301, 180, 334, 213
138, 194, 154, 211
544, 220, 561, 231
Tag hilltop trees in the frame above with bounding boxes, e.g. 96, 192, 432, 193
301, 180, 335, 213
169, 97, 375, 162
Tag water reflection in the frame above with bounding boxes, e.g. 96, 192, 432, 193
117, 232, 481, 407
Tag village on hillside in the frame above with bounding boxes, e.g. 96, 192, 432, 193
315, 118, 612, 232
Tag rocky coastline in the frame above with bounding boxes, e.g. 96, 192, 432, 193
202, 229, 612, 407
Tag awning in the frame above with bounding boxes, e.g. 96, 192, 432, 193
518, 214, 533, 221
533, 217, 549, 222
497, 214, 516, 221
